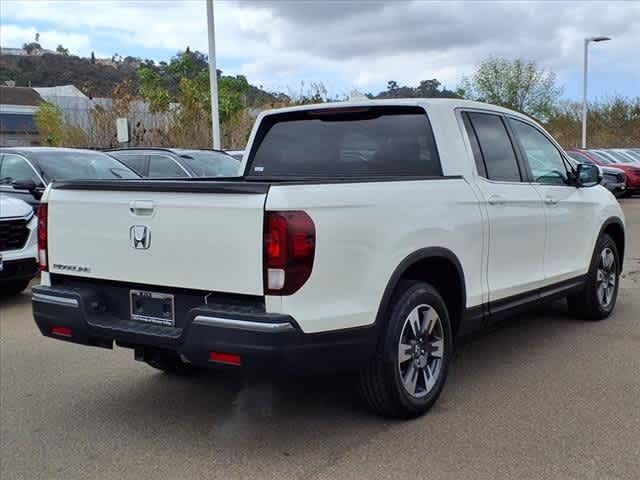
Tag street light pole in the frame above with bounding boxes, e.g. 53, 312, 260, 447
581, 36, 611, 149
206, 0, 221, 150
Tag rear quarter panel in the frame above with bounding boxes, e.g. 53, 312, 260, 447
265, 179, 484, 333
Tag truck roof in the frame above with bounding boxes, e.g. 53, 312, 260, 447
259, 98, 533, 122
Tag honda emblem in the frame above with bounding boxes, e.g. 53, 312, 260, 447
130, 225, 151, 249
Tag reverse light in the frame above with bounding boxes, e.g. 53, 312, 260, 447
264, 211, 315, 295
37, 203, 48, 271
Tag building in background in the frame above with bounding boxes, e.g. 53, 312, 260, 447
0, 86, 43, 146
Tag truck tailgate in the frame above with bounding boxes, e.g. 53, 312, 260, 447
46, 183, 267, 295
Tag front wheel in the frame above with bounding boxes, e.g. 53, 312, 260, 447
360, 282, 452, 418
567, 233, 620, 321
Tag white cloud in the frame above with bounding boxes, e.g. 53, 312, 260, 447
0, 24, 90, 53
1, 0, 639, 97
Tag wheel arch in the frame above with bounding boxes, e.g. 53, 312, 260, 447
375, 247, 467, 337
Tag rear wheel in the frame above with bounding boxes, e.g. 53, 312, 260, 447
1, 279, 31, 297
567, 233, 620, 320
360, 282, 452, 418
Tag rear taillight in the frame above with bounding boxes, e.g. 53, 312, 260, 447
264, 211, 315, 295
37, 203, 48, 271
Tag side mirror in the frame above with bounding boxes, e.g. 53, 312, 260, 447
12, 179, 43, 200
576, 163, 601, 188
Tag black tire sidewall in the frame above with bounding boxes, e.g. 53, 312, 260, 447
381, 283, 452, 415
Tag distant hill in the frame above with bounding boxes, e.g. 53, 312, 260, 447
0, 50, 459, 105
0, 52, 283, 105
0, 53, 137, 97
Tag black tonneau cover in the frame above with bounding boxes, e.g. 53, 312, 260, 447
50, 179, 271, 194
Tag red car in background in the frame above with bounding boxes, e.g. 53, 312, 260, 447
566, 149, 640, 196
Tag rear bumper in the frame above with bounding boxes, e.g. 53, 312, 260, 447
32, 285, 377, 373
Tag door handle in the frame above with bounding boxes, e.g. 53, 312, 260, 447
544, 196, 558, 205
129, 200, 155, 216
487, 195, 506, 206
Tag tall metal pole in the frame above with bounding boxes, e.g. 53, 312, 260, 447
581, 36, 611, 149
581, 39, 589, 149
206, 0, 221, 149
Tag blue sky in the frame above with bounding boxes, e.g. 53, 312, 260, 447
2, 1, 639, 101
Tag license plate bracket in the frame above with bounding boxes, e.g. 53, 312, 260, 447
130, 289, 175, 326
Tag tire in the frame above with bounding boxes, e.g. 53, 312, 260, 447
359, 282, 453, 419
567, 233, 620, 321
145, 350, 199, 375
0, 279, 31, 297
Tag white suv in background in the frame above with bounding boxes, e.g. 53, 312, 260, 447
1, 195, 38, 295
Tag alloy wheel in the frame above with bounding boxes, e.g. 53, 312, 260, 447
596, 247, 617, 309
397, 304, 444, 398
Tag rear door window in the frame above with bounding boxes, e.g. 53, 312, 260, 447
247, 106, 442, 178
147, 154, 189, 178
109, 153, 147, 176
466, 112, 521, 182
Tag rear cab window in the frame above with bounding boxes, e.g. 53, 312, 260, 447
246, 106, 442, 179
147, 154, 189, 178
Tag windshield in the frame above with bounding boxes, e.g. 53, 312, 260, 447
566, 151, 589, 164
619, 150, 640, 162
175, 150, 241, 177
605, 150, 636, 164
26, 150, 139, 182
587, 150, 613, 164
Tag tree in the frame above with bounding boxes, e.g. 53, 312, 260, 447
137, 66, 171, 113
545, 96, 640, 148
34, 102, 63, 146
22, 42, 42, 54
459, 57, 562, 119
369, 79, 459, 99
218, 75, 251, 121
56, 44, 69, 56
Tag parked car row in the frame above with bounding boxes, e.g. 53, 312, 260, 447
0, 147, 242, 208
0, 146, 241, 294
566, 148, 640, 197
106, 147, 240, 178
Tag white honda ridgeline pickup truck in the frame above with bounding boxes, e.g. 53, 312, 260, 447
32, 99, 625, 418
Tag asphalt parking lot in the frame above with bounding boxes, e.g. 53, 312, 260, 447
1, 200, 639, 480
